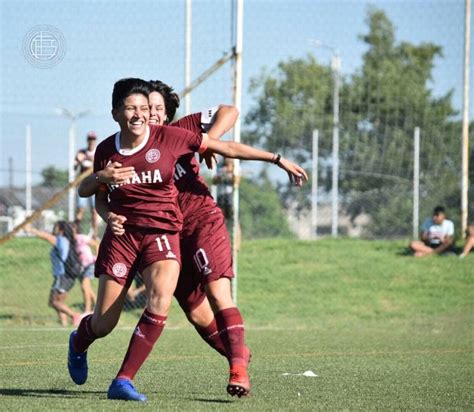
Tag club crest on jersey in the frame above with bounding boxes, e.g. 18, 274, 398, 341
112, 262, 127, 278
145, 148, 161, 163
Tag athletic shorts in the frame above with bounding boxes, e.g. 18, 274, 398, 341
77, 194, 95, 209
95, 226, 181, 286
51, 274, 76, 293
80, 264, 95, 279
175, 210, 233, 312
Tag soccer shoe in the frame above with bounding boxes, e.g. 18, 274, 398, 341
107, 378, 147, 402
67, 331, 88, 385
227, 365, 251, 398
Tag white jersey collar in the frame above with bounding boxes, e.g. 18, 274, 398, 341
115, 126, 150, 156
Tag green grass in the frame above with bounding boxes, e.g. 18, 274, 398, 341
0, 237, 473, 410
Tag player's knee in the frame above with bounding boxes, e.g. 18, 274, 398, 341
186, 309, 209, 328
147, 292, 172, 314
206, 293, 234, 312
91, 320, 115, 338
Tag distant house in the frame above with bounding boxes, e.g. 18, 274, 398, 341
0, 186, 67, 235
287, 202, 370, 239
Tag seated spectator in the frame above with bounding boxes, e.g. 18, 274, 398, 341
459, 225, 474, 258
409, 206, 454, 257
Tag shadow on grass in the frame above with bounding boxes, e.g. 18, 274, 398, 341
396, 247, 413, 256
190, 397, 234, 404
0, 388, 104, 398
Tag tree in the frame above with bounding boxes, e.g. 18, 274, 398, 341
239, 172, 293, 239
40, 166, 68, 187
244, 7, 462, 237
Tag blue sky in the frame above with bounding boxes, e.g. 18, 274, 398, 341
1, 0, 472, 186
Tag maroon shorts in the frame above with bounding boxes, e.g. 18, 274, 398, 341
174, 210, 233, 312
95, 226, 181, 286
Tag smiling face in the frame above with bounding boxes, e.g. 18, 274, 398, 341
112, 93, 150, 138
149, 91, 167, 126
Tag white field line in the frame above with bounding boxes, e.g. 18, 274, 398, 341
0, 325, 292, 333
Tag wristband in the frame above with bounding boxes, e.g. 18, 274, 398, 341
272, 153, 282, 165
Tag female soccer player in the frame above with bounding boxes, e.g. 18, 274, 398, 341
149, 81, 251, 397
69, 78, 307, 402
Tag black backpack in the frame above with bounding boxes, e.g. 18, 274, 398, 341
55, 243, 83, 277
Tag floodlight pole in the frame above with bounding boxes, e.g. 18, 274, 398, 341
185, 0, 192, 115
56, 108, 90, 222
231, 0, 244, 304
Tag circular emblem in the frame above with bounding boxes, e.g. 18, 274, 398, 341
112, 263, 127, 278
23, 25, 66, 69
145, 149, 161, 163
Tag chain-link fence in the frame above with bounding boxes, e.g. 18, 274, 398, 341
1, 0, 471, 324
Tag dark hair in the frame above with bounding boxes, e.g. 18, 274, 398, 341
112, 78, 151, 110
148, 80, 180, 123
433, 206, 446, 216
56, 220, 76, 244
73, 219, 83, 234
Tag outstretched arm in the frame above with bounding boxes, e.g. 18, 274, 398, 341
204, 137, 308, 186
25, 226, 57, 246
201, 105, 239, 168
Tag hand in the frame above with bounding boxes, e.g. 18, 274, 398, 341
98, 162, 135, 184
277, 158, 309, 187
107, 212, 127, 236
199, 150, 217, 169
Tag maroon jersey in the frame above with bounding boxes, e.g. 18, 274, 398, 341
171, 111, 219, 236
94, 125, 204, 232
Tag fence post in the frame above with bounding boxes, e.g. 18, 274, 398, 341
311, 129, 319, 239
25, 125, 32, 218
413, 127, 420, 239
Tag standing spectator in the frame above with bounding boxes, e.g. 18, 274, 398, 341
409, 206, 455, 257
73, 221, 98, 313
213, 157, 241, 250
26, 221, 81, 326
75, 131, 99, 237
213, 157, 235, 220
459, 225, 474, 258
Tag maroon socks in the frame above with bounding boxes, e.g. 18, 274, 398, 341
116, 309, 167, 381
73, 314, 97, 353
215, 307, 246, 367
196, 318, 228, 358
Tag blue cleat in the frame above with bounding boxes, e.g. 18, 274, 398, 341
67, 330, 88, 385
107, 378, 147, 402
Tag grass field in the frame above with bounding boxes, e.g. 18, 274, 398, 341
1, 238, 473, 410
